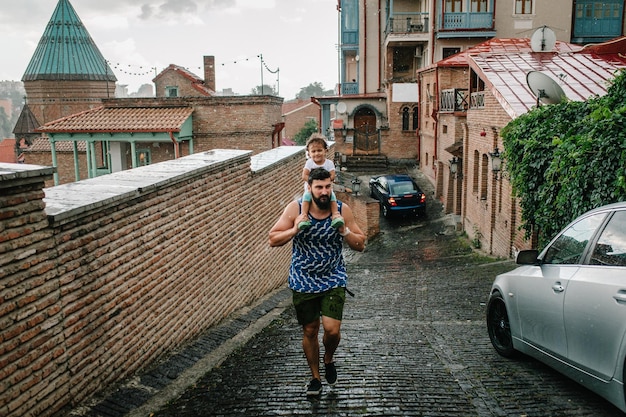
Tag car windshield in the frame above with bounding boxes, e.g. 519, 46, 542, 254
390, 183, 416, 195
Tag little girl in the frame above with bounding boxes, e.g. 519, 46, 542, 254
298, 133, 344, 230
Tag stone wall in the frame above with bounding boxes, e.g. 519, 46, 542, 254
0, 144, 378, 416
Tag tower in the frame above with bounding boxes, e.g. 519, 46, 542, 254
20, 0, 117, 125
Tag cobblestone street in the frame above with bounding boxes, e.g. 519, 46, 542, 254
149, 213, 621, 416
68, 170, 624, 417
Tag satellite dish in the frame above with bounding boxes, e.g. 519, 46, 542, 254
530, 26, 556, 52
336, 102, 347, 114
526, 71, 567, 105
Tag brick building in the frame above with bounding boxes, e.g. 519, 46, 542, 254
418, 36, 626, 257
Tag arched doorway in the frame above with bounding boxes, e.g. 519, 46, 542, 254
353, 107, 380, 155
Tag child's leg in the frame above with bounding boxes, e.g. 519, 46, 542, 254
330, 192, 345, 229
298, 191, 313, 230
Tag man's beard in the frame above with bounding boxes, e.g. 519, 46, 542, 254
312, 194, 331, 210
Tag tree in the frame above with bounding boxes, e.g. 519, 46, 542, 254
501, 69, 626, 246
250, 84, 278, 96
296, 82, 334, 100
293, 119, 319, 146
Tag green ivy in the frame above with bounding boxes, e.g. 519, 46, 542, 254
501, 69, 626, 247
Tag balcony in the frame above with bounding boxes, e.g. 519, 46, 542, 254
440, 89, 469, 113
470, 91, 485, 109
440, 12, 493, 30
386, 12, 430, 34
340, 82, 358, 95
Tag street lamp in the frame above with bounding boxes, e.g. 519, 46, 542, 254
449, 157, 462, 179
351, 178, 362, 196
489, 147, 502, 180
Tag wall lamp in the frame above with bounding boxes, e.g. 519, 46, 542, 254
351, 178, 362, 196
489, 147, 503, 180
341, 123, 348, 136
449, 157, 462, 179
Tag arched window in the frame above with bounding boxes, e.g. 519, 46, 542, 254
402, 107, 410, 131
412, 107, 419, 130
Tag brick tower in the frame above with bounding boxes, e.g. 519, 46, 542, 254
19, 0, 117, 126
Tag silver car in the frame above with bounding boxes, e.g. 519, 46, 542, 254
487, 202, 626, 412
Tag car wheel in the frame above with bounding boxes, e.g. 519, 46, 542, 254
381, 204, 390, 218
486, 291, 517, 358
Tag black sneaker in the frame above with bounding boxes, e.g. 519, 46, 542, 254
306, 378, 322, 396
325, 362, 337, 386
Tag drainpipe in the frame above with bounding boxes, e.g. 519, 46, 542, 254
363, 0, 367, 93
431, 0, 437, 65
433, 66, 439, 161
378, 0, 381, 91
169, 132, 180, 158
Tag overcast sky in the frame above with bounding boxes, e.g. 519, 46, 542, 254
0, 0, 340, 99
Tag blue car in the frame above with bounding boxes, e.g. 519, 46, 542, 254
369, 174, 426, 218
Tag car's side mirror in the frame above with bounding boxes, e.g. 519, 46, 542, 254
516, 249, 539, 265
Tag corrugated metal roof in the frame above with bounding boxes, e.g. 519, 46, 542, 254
468, 37, 626, 118
35, 106, 194, 133
435, 38, 580, 68
22, 0, 116, 82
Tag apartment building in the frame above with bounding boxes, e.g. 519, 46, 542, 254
319, 0, 625, 256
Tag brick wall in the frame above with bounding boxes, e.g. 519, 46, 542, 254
24, 80, 114, 125
0, 144, 376, 416
464, 93, 530, 257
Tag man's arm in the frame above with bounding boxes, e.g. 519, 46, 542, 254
338, 203, 366, 252
268, 201, 309, 247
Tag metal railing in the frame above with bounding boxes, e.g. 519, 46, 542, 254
440, 89, 469, 112
386, 13, 430, 33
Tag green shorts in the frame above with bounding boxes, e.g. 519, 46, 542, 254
292, 287, 346, 325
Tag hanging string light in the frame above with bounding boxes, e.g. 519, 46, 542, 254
106, 55, 280, 95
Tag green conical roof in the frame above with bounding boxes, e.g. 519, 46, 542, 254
22, 0, 116, 82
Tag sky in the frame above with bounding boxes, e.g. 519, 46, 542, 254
0, 0, 340, 100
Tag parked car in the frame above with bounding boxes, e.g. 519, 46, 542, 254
486, 201, 626, 413
369, 174, 426, 218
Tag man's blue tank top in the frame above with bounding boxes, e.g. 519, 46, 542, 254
289, 200, 347, 293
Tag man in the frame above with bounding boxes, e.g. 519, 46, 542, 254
269, 167, 366, 396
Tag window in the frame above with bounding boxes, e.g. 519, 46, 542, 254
515, 0, 533, 14
402, 107, 410, 130
443, 48, 461, 59
472, 150, 479, 193
137, 149, 152, 166
166, 86, 179, 97
543, 213, 607, 265
471, 0, 488, 12
445, 0, 463, 12
401, 106, 418, 131
590, 211, 626, 266
480, 153, 488, 200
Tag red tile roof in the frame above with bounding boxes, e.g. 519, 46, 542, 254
467, 37, 626, 118
36, 106, 194, 133
27, 137, 87, 152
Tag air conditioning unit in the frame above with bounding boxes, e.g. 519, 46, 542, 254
415, 45, 423, 58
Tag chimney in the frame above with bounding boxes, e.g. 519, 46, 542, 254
204, 56, 216, 92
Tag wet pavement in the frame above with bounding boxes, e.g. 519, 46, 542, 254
65, 169, 623, 417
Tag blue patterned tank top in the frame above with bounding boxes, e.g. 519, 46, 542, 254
289, 200, 347, 293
